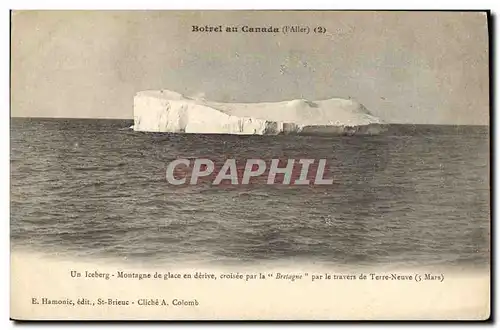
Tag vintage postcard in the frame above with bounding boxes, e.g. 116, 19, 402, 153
10, 10, 490, 320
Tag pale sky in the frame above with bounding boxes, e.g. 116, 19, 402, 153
11, 11, 489, 124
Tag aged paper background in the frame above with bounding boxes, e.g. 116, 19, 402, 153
11, 252, 490, 320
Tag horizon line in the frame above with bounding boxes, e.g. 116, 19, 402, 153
9, 116, 490, 126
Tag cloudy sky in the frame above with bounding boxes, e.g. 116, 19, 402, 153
11, 11, 489, 124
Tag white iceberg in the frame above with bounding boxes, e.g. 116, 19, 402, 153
133, 90, 386, 135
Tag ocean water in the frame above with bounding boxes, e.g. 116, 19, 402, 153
10, 119, 490, 268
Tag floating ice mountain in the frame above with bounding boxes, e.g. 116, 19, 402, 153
133, 90, 386, 135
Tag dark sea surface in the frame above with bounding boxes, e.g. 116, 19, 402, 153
10, 118, 490, 268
